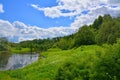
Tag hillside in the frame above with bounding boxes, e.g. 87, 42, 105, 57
0, 45, 104, 80
0, 39, 120, 80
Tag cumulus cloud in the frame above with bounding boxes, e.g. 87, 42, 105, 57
0, 19, 76, 42
31, 0, 120, 28
71, 3, 120, 28
0, 4, 4, 13
1, 0, 120, 42
0, 20, 15, 37
31, 0, 116, 18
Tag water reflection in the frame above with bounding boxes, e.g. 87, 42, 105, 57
0, 53, 39, 70
0, 52, 11, 68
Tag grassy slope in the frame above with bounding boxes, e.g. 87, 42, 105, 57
0, 45, 104, 80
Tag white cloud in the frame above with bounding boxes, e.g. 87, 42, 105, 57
108, 0, 120, 5
1, 0, 120, 42
31, 0, 107, 18
0, 4, 4, 13
0, 20, 15, 37
31, 0, 120, 28
71, 4, 120, 28
0, 19, 76, 42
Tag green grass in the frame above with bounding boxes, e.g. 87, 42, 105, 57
0, 45, 104, 80
11, 47, 31, 53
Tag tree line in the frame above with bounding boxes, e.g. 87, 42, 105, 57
3, 14, 119, 52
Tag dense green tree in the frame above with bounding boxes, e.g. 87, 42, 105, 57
57, 35, 74, 50
103, 14, 112, 22
95, 17, 120, 44
73, 25, 95, 47
92, 15, 103, 29
58, 38, 70, 50
0, 37, 10, 51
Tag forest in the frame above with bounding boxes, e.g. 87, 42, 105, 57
0, 14, 120, 80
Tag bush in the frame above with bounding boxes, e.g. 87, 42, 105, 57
92, 39, 120, 80
55, 60, 90, 80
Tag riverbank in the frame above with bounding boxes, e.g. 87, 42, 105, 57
11, 47, 31, 53
0, 45, 103, 80
11, 47, 41, 54
0, 51, 11, 55
0, 41, 120, 80
0, 47, 30, 54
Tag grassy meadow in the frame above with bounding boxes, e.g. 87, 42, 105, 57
0, 45, 104, 80
11, 47, 31, 54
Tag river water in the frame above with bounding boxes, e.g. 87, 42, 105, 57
0, 53, 39, 70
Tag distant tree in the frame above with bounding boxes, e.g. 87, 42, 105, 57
58, 38, 70, 50
103, 14, 112, 22
92, 15, 103, 29
95, 16, 120, 44
73, 25, 95, 47
0, 37, 10, 51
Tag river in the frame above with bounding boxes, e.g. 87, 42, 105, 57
0, 52, 39, 70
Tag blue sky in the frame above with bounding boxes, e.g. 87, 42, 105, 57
0, 0, 120, 42
0, 0, 74, 28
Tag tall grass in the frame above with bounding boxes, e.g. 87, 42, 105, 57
0, 45, 104, 80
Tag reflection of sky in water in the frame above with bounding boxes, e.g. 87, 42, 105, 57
0, 54, 39, 70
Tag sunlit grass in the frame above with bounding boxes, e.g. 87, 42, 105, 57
11, 47, 31, 53
0, 45, 104, 80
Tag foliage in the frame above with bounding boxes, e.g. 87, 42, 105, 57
92, 15, 103, 29
57, 35, 74, 50
0, 37, 10, 51
73, 25, 95, 47
92, 39, 120, 80
0, 45, 102, 80
95, 15, 120, 44
6, 14, 120, 51
55, 39, 120, 80
1, 40, 120, 80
